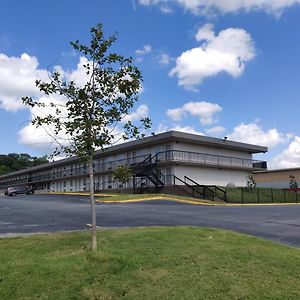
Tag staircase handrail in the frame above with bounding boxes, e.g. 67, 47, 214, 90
174, 175, 203, 198
184, 176, 215, 194
201, 184, 227, 201
184, 176, 227, 201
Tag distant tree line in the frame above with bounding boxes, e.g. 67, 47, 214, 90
0, 153, 48, 175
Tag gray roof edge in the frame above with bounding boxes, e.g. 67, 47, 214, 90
254, 167, 300, 174
170, 130, 268, 153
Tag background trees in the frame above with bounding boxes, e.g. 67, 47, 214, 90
0, 153, 48, 175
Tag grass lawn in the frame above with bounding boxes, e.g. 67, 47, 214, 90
1, 227, 300, 300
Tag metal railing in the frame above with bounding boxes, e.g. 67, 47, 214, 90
184, 176, 227, 201
154, 150, 266, 170
226, 187, 299, 204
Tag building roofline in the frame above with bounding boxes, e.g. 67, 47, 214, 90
0, 130, 268, 178
254, 167, 300, 174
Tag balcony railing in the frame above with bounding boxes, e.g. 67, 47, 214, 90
0, 150, 266, 187
153, 150, 266, 170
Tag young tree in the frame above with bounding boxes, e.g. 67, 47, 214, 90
113, 165, 132, 185
22, 23, 151, 251
289, 175, 298, 190
246, 174, 256, 188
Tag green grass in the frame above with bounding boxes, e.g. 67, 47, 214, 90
1, 227, 300, 299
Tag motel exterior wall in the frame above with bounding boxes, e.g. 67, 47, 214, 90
0, 131, 268, 195
253, 168, 300, 189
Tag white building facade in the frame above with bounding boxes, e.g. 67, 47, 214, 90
0, 131, 268, 196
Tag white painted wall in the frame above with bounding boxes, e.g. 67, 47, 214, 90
174, 165, 249, 187
173, 142, 252, 159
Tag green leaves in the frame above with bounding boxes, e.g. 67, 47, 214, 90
113, 165, 132, 184
22, 22, 151, 161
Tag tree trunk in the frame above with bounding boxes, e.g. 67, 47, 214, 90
88, 156, 97, 251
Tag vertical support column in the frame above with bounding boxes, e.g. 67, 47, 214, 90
271, 188, 274, 203
241, 188, 244, 204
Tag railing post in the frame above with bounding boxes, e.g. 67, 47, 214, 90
133, 176, 136, 194
271, 188, 274, 203
241, 188, 244, 204
284, 190, 286, 203
257, 188, 259, 204
296, 190, 298, 204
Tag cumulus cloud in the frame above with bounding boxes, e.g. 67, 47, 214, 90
167, 101, 222, 125
205, 126, 225, 135
57, 56, 91, 88
138, 0, 300, 16
3, 53, 143, 153
135, 44, 152, 55
0, 53, 48, 112
228, 122, 292, 148
122, 104, 149, 122
158, 53, 171, 65
169, 24, 256, 89
157, 123, 204, 136
18, 95, 71, 152
271, 136, 300, 169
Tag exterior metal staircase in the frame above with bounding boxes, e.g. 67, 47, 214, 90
131, 154, 165, 193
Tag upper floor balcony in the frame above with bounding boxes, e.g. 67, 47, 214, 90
153, 150, 267, 170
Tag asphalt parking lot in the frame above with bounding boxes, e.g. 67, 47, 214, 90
1, 194, 300, 248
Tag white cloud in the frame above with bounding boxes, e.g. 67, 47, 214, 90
205, 126, 225, 135
167, 101, 222, 125
0, 53, 48, 112
271, 136, 300, 169
18, 95, 71, 152
158, 53, 171, 65
60, 56, 91, 87
195, 23, 215, 42
122, 104, 149, 122
1, 52, 146, 153
157, 123, 204, 136
0, 53, 91, 112
160, 5, 173, 13
138, 0, 300, 16
170, 24, 256, 89
228, 122, 292, 148
135, 44, 152, 55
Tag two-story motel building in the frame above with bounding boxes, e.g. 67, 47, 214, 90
0, 131, 268, 196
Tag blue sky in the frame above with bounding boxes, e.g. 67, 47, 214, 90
0, 0, 300, 169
